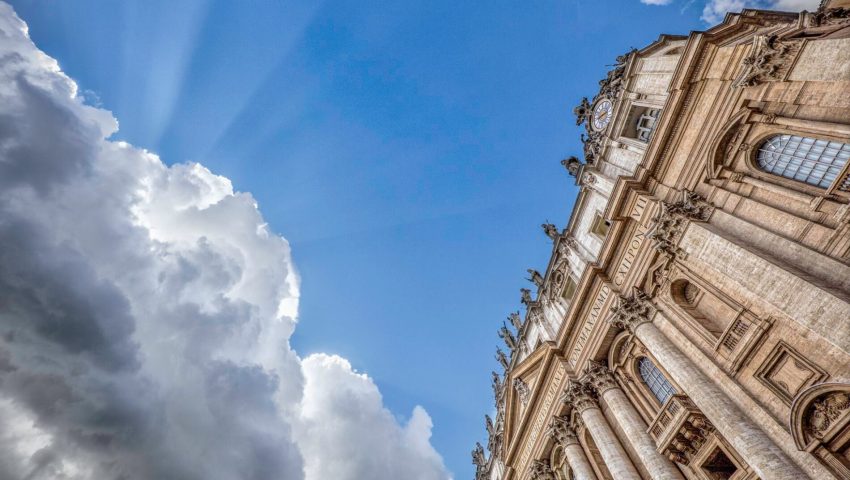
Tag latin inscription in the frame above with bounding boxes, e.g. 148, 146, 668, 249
569, 285, 611, 367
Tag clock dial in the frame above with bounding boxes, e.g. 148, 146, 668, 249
592, 99, 613, 131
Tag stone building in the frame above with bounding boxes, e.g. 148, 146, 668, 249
472, 2, 850, 479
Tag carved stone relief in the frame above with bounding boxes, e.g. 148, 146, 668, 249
733, 34, 803, 88
805, 392, 850, 440
514, 378, 531, 406
528, 459, 555, 480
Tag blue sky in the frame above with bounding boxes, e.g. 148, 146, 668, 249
8, 1, 709, 477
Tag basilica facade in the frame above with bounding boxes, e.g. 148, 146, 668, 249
472, 2, 850, 479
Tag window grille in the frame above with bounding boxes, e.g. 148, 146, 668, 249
638, 357, 676, 404
757, 135, 850, 189
636, 108, 660, 142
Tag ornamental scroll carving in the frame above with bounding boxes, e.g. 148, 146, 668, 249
733, 34, 802, 88
528, 459, 555, 480
549, 415, 580, 447
647, 190, 713, 260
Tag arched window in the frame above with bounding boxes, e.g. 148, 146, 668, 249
757, 135, 850, 189
638, 357, 676, 404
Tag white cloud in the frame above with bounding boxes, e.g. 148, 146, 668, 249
700, 0, 820, 23
0, 2, 450, 479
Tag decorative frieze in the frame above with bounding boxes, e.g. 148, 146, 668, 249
732, 34, 802, 88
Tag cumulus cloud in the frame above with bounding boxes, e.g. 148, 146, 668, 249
0, 3, 450, 480
637, 0, 820, 24
700, 0, 820, 23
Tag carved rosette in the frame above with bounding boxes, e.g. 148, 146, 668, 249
647, 190, 713, 259
733, 34, 802, 88
562, 381, 598, 414
550, 415, 580, 447
805, 392, 850, 439
528, 459, 555, 480
608, 290, 654, 333
583, 360, 619, 395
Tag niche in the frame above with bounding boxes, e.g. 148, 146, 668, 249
670, 279, 738, 339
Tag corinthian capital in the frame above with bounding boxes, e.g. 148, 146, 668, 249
608, 290, 654, 333
528, 459, 555, 480
549, 415, 580, 447
562, 380, 598, 413
648, 190, 713, 258
583, 360, 619, 395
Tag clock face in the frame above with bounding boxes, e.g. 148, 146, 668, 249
592, 99, 613, 131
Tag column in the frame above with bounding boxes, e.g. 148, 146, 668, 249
584, 361, 685, 480
563, 382, 642, 480
608, 291, 807, 480
550, 416, 598, 480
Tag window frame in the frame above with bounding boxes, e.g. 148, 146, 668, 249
745, 130, 850, 199
589, 212, 611, 239
636, 356, 677, 406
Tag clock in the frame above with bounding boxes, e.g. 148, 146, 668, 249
592, 99, 613, 131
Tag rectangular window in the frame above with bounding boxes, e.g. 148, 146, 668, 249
590, 213, 611, 238
562, 276, 578, 301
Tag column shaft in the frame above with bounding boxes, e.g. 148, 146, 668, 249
580, 407, 642, 480
636, 322, 806, 480
602, 387, 685, 480
563, 443, 598, 480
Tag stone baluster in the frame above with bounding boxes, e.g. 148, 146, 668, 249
607, 290, 807, 480
584, 361, 685, 480
550, 416, 598, 480
563, 381, 642, 480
